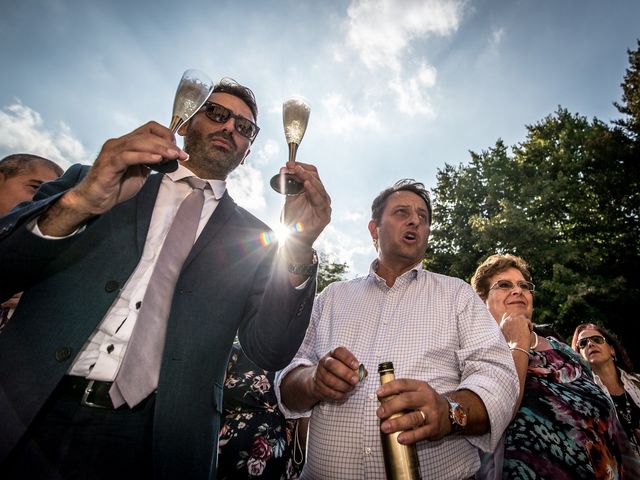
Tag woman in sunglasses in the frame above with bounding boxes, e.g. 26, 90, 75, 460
572, 323, 640, 456
471, 254, 640, 479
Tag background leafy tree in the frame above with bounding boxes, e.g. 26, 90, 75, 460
614, 39, 640, 141
425, 40, 640, 368
317, 252, 349, 293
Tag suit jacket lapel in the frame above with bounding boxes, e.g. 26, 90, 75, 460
136, 174, 163, 255
183, 191, 236, 267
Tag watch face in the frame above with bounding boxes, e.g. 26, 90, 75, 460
452, 405, 468, 427
447, 397, 468, 429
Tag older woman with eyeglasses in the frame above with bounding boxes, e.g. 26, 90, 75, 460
471, 253, 639, 479
572, 323, 640, 456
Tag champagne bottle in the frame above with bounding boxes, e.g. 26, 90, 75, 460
378, 362, 422, 480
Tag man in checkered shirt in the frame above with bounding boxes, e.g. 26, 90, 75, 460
275, 179, 518, 479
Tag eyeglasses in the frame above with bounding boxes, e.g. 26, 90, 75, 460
199, 102, 260, 141
577, 335, 606, 350
489, 279, 535, 293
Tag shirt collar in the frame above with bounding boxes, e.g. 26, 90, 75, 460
166, 164, 227, 200
367, 259, 423, 282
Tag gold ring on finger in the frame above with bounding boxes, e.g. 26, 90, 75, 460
417, 409, 426, 426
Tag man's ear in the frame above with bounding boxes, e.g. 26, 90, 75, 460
368, 219, 377, 240
177, 121, 189, 137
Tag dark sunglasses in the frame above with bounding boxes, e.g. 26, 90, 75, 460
199, 102, 260, 141
577, 335, 606, 350
489, 279, 535, 293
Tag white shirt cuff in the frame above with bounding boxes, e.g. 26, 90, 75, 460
28, 217, 86, 239
274, 357, 315, 419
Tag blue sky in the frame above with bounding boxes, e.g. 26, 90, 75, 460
1, 0, 638, 278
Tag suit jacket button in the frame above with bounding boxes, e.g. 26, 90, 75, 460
104, 280, 119, 292
55, 346, 72, 362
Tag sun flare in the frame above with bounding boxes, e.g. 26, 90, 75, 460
273, 223, 291, 244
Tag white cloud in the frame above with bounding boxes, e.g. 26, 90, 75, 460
111, 110, 144, 134
226, 138, 279, 213
227, 163, 267, 212
475, 26, 506, 66
492, 27, 505, 46
344, 210, 365, 222
342, 0, 464, 118
0, 102, 89, 168
485, 26, 505, 58
314, 223, 376, 279
345, 0, 464, 73
251, 138, 280, 167
320, 92, 382, 134
389, 63, 438, 116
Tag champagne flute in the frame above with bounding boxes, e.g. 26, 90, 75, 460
270, 96, 311, 195
149, 69, 214, 173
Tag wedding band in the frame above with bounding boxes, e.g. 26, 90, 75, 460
417, 409, 426, 426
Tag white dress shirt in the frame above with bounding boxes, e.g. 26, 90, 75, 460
62, 166, 226, 380
275, 262, 519, 480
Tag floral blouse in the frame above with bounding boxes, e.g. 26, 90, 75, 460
502, 338, 640, 479
217, 344, 303, 479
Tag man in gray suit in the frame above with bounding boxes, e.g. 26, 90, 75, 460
0, 77, 331, 480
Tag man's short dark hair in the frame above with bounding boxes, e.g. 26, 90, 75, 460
371, 179, 432, 226
213, 77, 258, 122
0, 154, 63, 178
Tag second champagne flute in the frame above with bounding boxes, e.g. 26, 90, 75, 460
270, 95, 311, 195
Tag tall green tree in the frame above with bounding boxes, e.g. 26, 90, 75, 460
425, 41, 640, 367
614, 39, 640, 141
317, 252, 349, 293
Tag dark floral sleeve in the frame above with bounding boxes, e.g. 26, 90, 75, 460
217, 343, 304, 479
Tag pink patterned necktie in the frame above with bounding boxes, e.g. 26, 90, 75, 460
110, 177, 207, 408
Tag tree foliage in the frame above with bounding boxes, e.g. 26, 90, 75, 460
614, 39, 640, 141
425, 40, 640, 368
317, 252, 349, 293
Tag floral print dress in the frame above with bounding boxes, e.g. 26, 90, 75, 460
217, 344, 303, 480
502, 338, 640, 479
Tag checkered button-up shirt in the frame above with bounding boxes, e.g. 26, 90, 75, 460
275, 262, 518, 480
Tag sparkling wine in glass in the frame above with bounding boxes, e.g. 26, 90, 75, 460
270, 96, 311, 195
149, 69, 214, 173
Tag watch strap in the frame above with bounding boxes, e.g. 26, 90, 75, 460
287, 249, 318, 276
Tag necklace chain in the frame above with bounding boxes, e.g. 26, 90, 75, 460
617, 391, 633, 424
615, 391, 640, 455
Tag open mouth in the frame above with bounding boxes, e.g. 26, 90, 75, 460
403, 231, 417, 242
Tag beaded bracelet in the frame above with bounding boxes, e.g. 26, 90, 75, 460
510, 346, 531, 357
